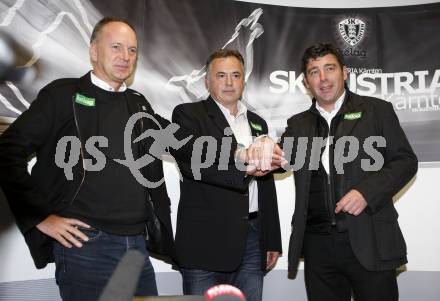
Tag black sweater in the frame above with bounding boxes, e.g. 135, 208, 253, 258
61, 87, 148, 235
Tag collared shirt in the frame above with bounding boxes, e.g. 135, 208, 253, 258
91, 72, 127, 92
214, 99, 259, 213
315, 91, 345, 174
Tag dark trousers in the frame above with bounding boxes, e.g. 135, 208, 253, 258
53, 227, 157, 301
181, 218, 263, 301
303, 230, 398, 301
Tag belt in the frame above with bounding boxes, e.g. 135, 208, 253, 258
248, 211, 259, 220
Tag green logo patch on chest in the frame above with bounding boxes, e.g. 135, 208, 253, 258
250, 121, 263, 131
344, 112, 362, 120
75, 93, 95, 107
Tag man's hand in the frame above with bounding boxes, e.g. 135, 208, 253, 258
270, 143, 286, 168
246, 167, 271, 177
36, 214, 91, 248
266, 251, 280, 271
244, 137, 284, 174
335, 189, 368, 216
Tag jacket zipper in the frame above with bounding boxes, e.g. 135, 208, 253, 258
69, 96, 86, 204
324, 118, 337, 226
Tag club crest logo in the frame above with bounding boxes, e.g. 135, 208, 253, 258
338, 18, 366, 46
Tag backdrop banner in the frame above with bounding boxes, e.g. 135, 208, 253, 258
1, 0, 439, 162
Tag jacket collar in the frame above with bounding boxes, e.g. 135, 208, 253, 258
203, 96, 268, 147
203, 96, 234, 136
335, 90, 366, 138
308, 90, 366, 138
73, 71, 99, 146
246, 111, 264, 137
203, 95, 267, 136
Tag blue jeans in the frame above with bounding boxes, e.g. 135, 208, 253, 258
181, 218, 263, 301
53, 227, 157, 301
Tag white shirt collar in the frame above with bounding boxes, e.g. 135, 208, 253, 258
213, 97, 247, 120
315, 90, 346, 117
90, 72, 127, 92
316, 90, 346, 175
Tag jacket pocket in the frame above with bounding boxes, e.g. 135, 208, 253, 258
372, 209, 406, 260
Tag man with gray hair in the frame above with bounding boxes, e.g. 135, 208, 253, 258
0, 17, 174, 300
172, 49, 282, 301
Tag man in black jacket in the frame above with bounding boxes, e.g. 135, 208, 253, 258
0, 17, 176, 301
280, 43, 418, 301
0, 18, 282, 301
172, 49, 282, 301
